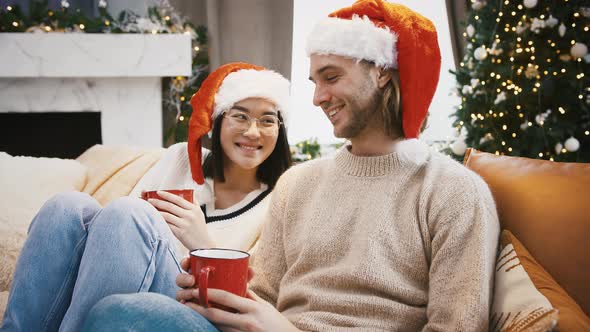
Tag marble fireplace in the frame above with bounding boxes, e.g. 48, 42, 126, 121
0, 33, 191, 158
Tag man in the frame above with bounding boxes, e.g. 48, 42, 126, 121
82, 1, 499, 331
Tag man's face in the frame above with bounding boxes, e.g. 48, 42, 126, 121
309, 54, 381, 139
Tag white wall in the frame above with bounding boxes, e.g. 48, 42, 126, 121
290, 0, 459, 144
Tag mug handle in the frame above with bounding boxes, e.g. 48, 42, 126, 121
198, 266, 214, 307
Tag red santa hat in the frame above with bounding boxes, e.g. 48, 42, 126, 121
306, 0, 441, 138
188, 62, 290, 184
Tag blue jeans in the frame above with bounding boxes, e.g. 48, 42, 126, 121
81, 293, 219, 331
0, 192, 182, 332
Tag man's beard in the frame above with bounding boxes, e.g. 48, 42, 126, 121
337, 79, 382, 139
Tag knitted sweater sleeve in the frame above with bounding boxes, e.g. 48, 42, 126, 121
248, 171, 291, 307
422, 170, 500, 331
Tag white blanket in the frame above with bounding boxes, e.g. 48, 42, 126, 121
0, 152, 87, 297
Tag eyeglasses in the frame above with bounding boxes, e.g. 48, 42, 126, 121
222, 109, 282, 135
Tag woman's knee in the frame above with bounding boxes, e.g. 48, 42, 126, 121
93, 196, 169, 237
103, 196, 152, 214
43, 191, 98, 213
30, 191, 100, 233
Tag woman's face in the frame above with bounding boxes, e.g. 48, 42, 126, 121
220, 97, 280, 172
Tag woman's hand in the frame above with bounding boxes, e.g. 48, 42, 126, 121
147, 190, 215, 250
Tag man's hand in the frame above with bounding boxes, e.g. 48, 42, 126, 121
147, 190, 215, 250
175, 258, 299, 332
185, 289, 299, 332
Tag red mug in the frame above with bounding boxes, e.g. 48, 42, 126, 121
141, 189, 194, 206
190, 248, 250, 310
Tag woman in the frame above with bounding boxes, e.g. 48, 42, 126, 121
0, 62, 292, 332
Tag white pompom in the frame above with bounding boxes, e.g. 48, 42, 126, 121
558, 23, 566, 37
555, 143, 563, 155
451, 139, 467, 156
523, 0, 538, 8
474, 46, 488, 61
571, 43, 588, 59
466, 25, 475, 37
565, 137, 580, 152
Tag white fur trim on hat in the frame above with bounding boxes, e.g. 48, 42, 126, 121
306, 15, 398, 69
213, 69, 291, 126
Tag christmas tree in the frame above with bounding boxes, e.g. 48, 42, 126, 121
450, 0, 590, 162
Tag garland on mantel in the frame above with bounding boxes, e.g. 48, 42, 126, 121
0, 0, 209, 144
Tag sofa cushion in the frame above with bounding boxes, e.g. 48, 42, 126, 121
491, 230, 558, 331
0, 152, 87, 294
464, 148, 590, 316
494, 230, 590, 331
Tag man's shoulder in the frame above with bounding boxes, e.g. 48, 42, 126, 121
412, 150, 493, 213
422, 151, 495, 209
420, 151, 499, 234
426, 150, 487, 188
287, 155, 333, 176
275, 156, 333, 190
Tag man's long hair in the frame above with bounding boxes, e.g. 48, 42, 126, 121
363, 61, 429, 138
378, 70, 404, 139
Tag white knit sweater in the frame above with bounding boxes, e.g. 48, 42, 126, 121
250, 139, 500, 331
129, 143, 271, 255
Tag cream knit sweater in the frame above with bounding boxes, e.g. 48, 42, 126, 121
250, 139, 500, 331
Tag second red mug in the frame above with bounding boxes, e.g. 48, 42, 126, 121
190, 248, 250, 310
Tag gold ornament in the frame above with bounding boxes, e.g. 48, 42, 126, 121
559, 54, 572, 62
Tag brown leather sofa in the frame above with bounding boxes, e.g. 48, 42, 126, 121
464, 148, 590, 330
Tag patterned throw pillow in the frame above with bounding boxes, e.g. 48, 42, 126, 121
490, 230, 558, 332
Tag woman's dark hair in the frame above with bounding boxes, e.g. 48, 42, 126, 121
202, 111, 292, 189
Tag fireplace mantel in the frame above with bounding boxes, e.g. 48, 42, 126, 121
0, 33, 191, 77
0, 33, 192, 149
